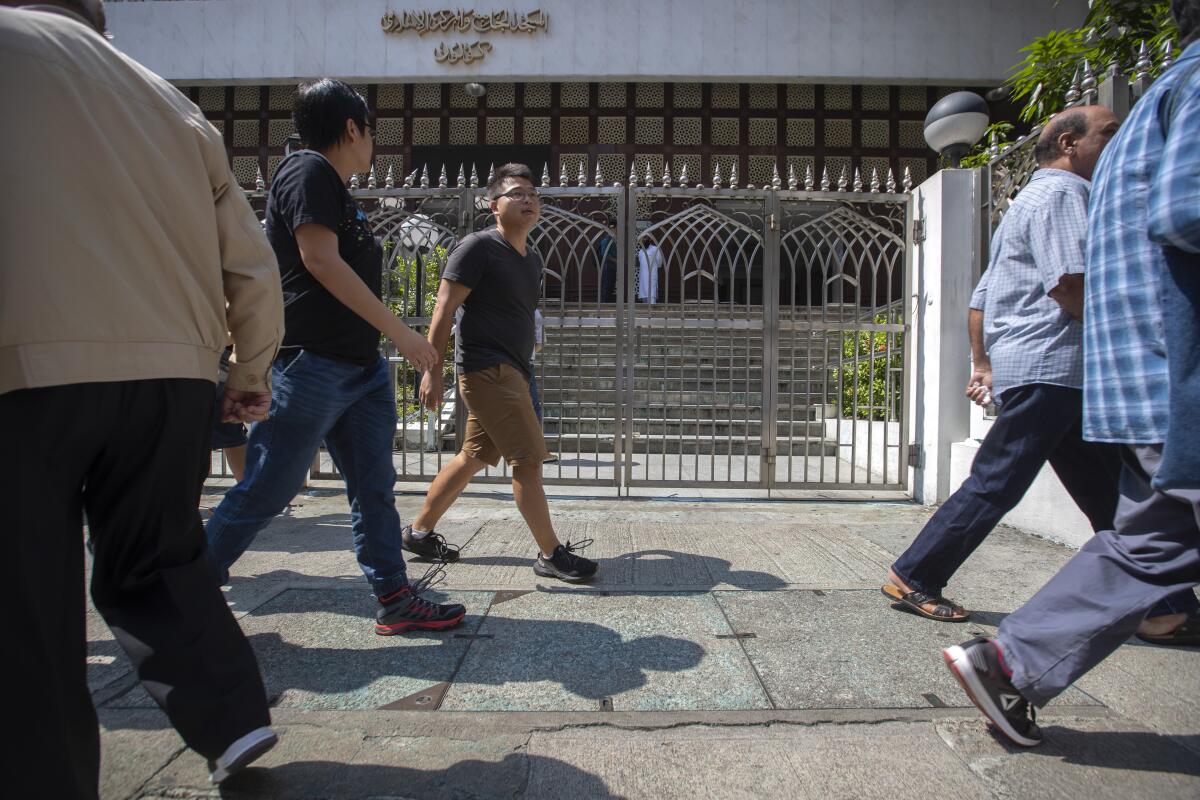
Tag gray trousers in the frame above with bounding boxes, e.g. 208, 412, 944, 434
998, 444, 1200, 707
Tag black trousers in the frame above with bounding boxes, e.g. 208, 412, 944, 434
3, 379, 270, 800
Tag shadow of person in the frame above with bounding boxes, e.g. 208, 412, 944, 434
218, 753, 622, 799
993, 728, 1200, 777
239, 612, 705, 704
607, 549, 788, 590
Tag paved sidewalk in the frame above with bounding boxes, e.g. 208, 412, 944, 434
90, 483, 1200, 799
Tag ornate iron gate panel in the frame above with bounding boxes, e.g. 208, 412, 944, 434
774, 192, 911, 490
625, 187, 772, 488
467, 186, 626, 487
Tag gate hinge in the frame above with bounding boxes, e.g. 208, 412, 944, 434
907, 443, 923, 468
912, 219, 925, 244
762, 447, 777, 464
768, 213, 778, 231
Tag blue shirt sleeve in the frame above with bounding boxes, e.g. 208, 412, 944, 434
1147, 67, 1200, 254
969, 267, 990, 310
1027, 188, 1088, 293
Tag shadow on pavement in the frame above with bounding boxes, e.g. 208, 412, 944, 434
216, 753, 622, 799
1002, 728, 1200, 776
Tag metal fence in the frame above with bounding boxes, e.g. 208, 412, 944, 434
222, 160, 913, 493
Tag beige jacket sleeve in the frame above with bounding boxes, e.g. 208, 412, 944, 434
201, 122, 284, 392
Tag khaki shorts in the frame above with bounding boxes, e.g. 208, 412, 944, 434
458, 362, 549, 468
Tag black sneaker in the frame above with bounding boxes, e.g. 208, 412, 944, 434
375, 565, 465, 635
533, 539, 599, 582
401, 525, 460, 562
943, 636, 1042, 747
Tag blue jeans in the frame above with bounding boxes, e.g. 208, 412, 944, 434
206, 350, 409, 597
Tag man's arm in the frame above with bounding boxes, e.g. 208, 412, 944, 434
204, 127, 282, 420
966, 307, 992, 406
1047, 273, 1085, 320
1148, 76, 1200, 253
419, 278, 473, 410
295, 224, 438, 371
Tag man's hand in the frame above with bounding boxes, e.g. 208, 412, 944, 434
965, 363, 993, 407
419, 370, 444, 411
222, 388, 272, 423
1048, 273, 1085, 320
392, 325, 440, 372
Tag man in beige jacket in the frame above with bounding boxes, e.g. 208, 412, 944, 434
0, 2, 284, 795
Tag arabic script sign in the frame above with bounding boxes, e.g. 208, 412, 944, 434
382, 9, 548, 65
381, 9, 548, 35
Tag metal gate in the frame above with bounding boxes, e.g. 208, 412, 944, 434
240, 164, 911, 492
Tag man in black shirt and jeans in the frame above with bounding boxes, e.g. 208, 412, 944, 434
206, 79, 467, 633
406, 164, 599, 582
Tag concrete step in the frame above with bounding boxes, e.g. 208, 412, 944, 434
535, 401, 828, 421
543, 433, 839, 456
541, 417, 826, 437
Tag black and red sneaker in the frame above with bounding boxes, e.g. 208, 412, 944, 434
943, 636, 1042, 747
375, 566, 465, 635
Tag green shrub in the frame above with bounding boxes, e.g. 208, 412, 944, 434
832, 314, 903, 421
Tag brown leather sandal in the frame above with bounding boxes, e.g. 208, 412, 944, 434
881, 583, 969, 622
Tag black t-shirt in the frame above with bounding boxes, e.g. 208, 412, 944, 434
443, 228, 542, 377
264, 150, 383, 366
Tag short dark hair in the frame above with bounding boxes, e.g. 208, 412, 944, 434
487, 163, 535, 199
1034, 110, 1089, 165
292, 79, 369, 152
1173, 0, 1200, 48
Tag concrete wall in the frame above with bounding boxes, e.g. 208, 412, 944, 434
106, 0, 1087, 84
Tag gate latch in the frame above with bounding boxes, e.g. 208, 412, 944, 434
907, 443, 923, 468
768, 213, 778, 231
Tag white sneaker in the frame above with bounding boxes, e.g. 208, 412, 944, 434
208, 726, 278, 784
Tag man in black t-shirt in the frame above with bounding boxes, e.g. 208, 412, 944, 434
404, 163, 599, 582
205, 79, 466, 633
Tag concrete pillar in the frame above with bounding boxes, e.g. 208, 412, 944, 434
908, 168, 982, 504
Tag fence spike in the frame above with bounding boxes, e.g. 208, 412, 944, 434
366, 165, 377, 189
728, 161, 738, 189
712, 162, 723, 189
456, 164, 466, 188
1081, 59, 1097, 103
470, 164, 480, 188
1134, 40, 1153, 82
385, 163, 395, 189
578, 159, 588, 187
1161, 38, 1175, 72
837, 165, 848, 191
820, 166, 830, 191
787, 162, 798, 190
487, 163, 496, 185
438, 165, 448, 188
349, 171, 360, 190
403, 168, 417, 188
870, 167, 880, 192
254, 164, 265, 192
645, 161, 654, 188
560, 160, 570, 187
902, 166, 913, 192
679, 162, 689, 187
539, 163, 549, 188
886, 168, 896, 193
771, 162, 782, 190
419, 164, 429, 188
1065, 68, 1082, 104
988, 130, 1001, 158
662, 162, 672, 188
804, 164, 814, 191
630, 162, 640, 187
852, 167, 863, 192
595, 160, 605, 187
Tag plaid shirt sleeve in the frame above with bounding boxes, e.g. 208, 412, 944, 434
1147, 68, 1200, 254
1028, 188, 1088, 292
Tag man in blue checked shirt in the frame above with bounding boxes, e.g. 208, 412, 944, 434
884, 104, 1152, 622
944, 0, 1200, 749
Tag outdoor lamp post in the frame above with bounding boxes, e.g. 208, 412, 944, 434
923, 91, 990, 168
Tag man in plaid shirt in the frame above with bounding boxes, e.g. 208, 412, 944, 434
944, 0, 1200, 748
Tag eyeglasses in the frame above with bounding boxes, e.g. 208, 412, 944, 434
496, 189, 540, 203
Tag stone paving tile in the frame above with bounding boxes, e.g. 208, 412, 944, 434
936, 715, 1200, 799
715, 589, 1099, 709
526, 721, 995, 800
440, 591, 771, 712
105, 588, 493, 711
